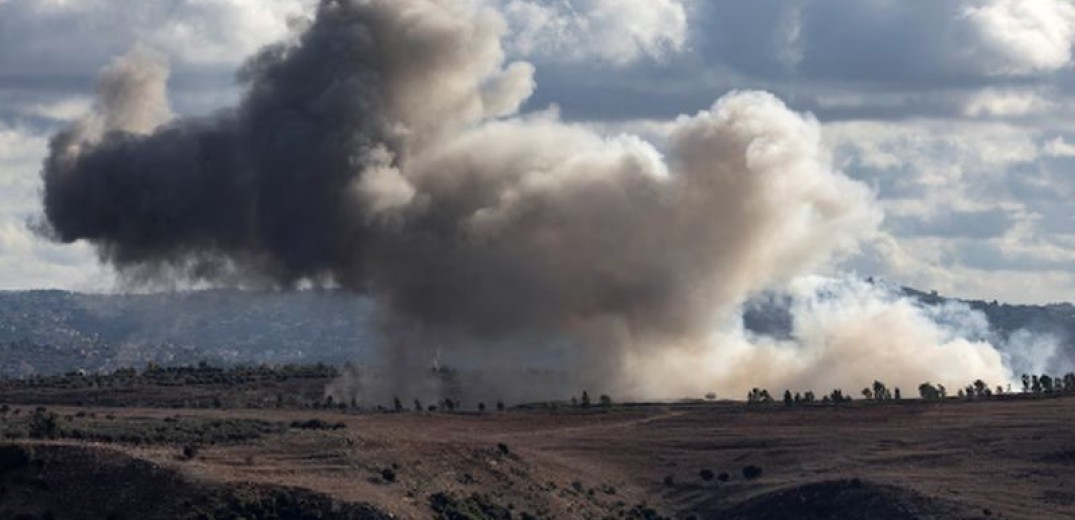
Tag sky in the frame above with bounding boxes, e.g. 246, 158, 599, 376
1, 0, 1074, 304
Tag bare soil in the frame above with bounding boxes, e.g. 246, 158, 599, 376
2, 396, 1074, 519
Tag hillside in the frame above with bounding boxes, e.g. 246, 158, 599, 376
0, 286, 1073, 377
0, 290, 376, 376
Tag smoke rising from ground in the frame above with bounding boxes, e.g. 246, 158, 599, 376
40, 0, 1017, 403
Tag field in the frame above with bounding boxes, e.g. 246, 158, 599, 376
0, 378, 1073, 519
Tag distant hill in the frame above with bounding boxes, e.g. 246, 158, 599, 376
0, 286, 1072, 377
0, 290, 376, 377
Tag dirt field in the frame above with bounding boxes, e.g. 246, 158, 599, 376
3, 396, 1073, 519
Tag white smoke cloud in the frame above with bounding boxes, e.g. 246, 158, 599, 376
620, 277, 1013, 400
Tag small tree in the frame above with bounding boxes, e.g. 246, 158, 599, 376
414, 399, 422, 412
496, 400, 505, 411
893, 388, 901, 401
394, 397, 404, 413
918, 382, 940, 401
803, 391, 815, 403
872, 381, 889, 402
861, 388, 873, 401
28, 409, 59, 439
1022, 374, 1031, 393
784, 390, 793, 407
1041, 375, 1054, 393
478, 402, 486, 412
599, 394, 612, 407
704, 392, 717, 401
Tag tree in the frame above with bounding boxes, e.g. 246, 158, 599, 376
414, 399, 422, 412
1041, 375, 1054, 393
803, 391, 816, 403
893, 388, 901, 401
919, 382, 940, 401
784, 390, 793, 407
749, 388, 773, 404
872, 381, 890, 401
581, 391, 591, 408
478, 402, 486, 412
704, 392, 717, 401
1022, 374, 1031, 393
394, 397, 404, 413
861, 388, 873, 401
1032, 375, 1042, 394
496, 400, 505, 411
599, 394, 612, 407
973, 380, 988, 398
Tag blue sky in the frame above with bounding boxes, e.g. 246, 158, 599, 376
2, 0, 1075, 304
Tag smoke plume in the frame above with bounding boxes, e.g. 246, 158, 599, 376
40, 0, 1015, 402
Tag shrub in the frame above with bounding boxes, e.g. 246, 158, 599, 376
699, 469, 715, 481
381, 467, 397, 483
742, 465, 763, 480
663, 475, 675, 487
28, 410, 60, 439
717, 472, 730, 482
181, 444, 199, 460
290, 419, 346, 430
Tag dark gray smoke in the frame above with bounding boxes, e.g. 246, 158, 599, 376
42, 0, 934, 400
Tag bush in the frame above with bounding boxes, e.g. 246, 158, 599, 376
289, 419, 346, 430
28, 410, 59, 439
381, 467, 397, 483
742, 465, 763, 480
182, 444, 199, 460
663, 475, 675, 487
717, 472, 730, 482
699, 469, 715, 481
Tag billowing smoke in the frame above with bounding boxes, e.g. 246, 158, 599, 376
40, 0, 1015, 403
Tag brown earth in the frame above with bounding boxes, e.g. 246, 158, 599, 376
2, 396, 1074, 519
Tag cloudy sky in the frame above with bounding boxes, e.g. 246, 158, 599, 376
1, 0, 1074, 304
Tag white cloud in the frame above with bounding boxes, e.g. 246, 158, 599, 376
0, 0, 315, 74
962, 88, 1055, 117
500, 0, 688, 63
0, 123, 109, 290
963, 0, 1075, 75
1044, 135, 1075, 156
